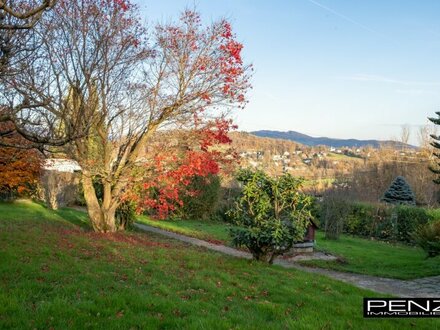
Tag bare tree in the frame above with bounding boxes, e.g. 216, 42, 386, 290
418, 124, 437, 158
5, 0, 251, 232
0, 1, 58, 148
0, 0, 56, 68
400, 124, 411, 147
0, 0, 56, 29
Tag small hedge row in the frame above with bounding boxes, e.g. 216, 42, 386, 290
320, 200, 435, 244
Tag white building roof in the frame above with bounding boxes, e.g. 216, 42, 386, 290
43, 159, 82, 173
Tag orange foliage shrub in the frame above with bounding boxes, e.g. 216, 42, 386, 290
0, 122, 42, 198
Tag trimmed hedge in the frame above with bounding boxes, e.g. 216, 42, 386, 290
319, 199, 435, 244
395, 206, 431, 243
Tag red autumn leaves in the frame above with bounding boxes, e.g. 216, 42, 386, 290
132, 119, 237, 219
126, 10, 250, 218
140, 151, 220, 219
156, 10, 250, 110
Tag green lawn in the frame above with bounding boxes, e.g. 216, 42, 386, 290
1, 201, 438, 329
300, 231, 440, 280
138, 215, 231, 243
327, 152, 363, 162
138, 215, 440, 280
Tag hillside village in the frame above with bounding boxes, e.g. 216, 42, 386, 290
230, 132, 425, 185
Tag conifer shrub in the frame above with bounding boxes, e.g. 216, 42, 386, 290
381, 176, 416, 205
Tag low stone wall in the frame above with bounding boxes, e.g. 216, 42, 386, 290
40, 170, 80, 210
285, 241, 315, 255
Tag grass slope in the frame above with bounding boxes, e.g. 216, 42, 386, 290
300, 231, 440, 280
137, 216, 440, 280
1, 201, 438, 329
138, 215, 231, 243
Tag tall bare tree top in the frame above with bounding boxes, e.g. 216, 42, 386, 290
0, 0, 56, 30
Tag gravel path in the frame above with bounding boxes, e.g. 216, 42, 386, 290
135, 222, 440, 298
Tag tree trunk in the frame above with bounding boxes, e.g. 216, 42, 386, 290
82, 174, 118, 233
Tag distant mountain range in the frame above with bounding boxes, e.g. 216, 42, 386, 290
250, 130, 416, 149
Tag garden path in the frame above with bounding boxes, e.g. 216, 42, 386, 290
135, 223, 440, 298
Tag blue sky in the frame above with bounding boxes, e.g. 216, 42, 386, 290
136, 0, 440, 145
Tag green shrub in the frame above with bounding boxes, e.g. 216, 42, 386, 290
413, 221, 440, 257
426, 208, 440, 219
344, 203, 372, 236
179, 174, 221, 220
344, 203, 392, 238
0, 182, 40, 202
214, 187, 242, 223
371, 204, 395, 240
319, 198, 433, 244
228, 169, 313, 263
321, 196, 349, 240
395, 206, 432, 243
309, 196, 321, 225
115, 201, 137, 230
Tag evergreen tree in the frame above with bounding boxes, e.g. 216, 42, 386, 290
381, 176, 416, 205
428, 112, 440, 184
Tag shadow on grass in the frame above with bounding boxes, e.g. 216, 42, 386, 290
31, 200, 92, 230
56, 207, 91, 230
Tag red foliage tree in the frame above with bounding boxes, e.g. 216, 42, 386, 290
113, 9, 250, 226
128, 119, 238, 219
4, 2, 251, 232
